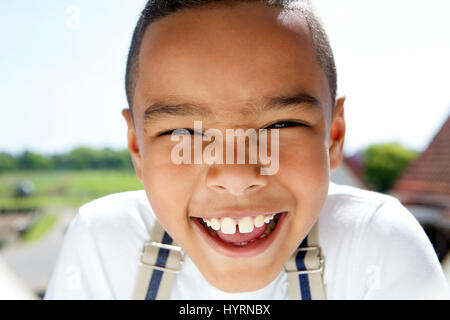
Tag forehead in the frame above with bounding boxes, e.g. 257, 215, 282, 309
134, 2, 331, 121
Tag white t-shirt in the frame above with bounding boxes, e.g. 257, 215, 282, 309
44, 182, 449, 300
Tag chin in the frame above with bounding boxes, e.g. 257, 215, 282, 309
202, 261, 283, 293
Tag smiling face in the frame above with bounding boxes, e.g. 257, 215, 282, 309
123, 2, 345, 292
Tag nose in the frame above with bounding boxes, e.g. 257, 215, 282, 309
206, 164, 269, 196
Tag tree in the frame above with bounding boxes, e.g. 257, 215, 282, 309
18, 151, 53, 170
0, 147, 133, 171
362, 143, 417, 193
0, 152, 18, 172
52, 147, 133, 170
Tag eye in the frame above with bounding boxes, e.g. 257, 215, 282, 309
157, 128, 202, 137
264, 120, 308, 129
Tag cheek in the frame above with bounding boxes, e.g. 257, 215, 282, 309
277, 131, 330, 210
140, 141, 199, 230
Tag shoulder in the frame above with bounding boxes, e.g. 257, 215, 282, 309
79, 189, 151, 218
319, 182, 402, 241
71, 190, 157, 264
46, 190, 156, 299
322, 181, 429, 247
76, 190, 155, 237
320, 182, 448, 299
326, 181, 396, 207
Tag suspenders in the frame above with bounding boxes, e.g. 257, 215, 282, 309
284, 222, 326, 300
132, 222, 184, 300
133, 221, 326, 300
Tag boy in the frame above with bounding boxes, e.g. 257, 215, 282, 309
45, 0, 448, 299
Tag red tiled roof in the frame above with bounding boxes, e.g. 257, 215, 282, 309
393, 114, 450, 201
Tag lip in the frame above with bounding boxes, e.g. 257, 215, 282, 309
192, 211, 288, 258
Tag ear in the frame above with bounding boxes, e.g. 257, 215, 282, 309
329, 96, 346, 171
122, 109, 143, 182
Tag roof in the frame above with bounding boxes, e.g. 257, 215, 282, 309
393, 114, 450, 206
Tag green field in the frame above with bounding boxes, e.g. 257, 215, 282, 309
0, 170, 144, 211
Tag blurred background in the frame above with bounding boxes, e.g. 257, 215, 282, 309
0, 0, 449, 299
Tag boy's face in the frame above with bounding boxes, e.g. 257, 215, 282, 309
123, 3, 345, 292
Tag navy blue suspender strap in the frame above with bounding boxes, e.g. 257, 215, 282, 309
285, 223, 326, 299
132, 221, 184, 300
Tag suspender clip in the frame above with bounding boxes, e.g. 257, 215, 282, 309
139, 241, 185, 274
285, 246, 324, 275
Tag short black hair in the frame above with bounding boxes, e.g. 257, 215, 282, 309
125, 0, 337, 117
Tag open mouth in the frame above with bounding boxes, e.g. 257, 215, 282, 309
191, 212, 287, 258
199, 213, 281, 245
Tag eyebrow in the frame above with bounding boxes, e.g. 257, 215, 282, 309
261, 92, 321, 113
143, 103, 212, 121
143, 91, 321, 121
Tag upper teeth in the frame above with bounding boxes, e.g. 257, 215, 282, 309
202, 214, 275, 235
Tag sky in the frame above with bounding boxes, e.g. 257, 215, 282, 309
0, 0, 449, 156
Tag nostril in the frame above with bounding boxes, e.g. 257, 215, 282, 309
208, 182, 264, 196
205, 165, 269, 195
209, 184, 226, 191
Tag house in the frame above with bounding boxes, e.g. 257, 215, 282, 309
331, 155, 368, 189
391, 114, 450, 260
